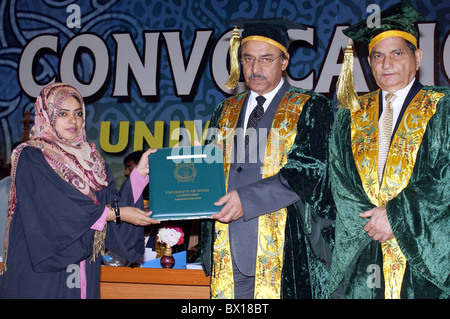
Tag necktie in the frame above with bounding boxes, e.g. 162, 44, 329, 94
245, 95, 266, 147
378, 93, 396, 184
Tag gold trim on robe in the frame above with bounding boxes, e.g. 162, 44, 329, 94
350, 89, 443, 298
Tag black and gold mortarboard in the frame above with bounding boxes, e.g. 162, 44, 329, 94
224, 17, 306, 89
343, 1, 423, 54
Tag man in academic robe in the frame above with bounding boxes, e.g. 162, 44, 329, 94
329, 1, 449, 299
199, 18, 335, 299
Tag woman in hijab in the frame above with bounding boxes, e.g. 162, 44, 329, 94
0, 83, 159, 298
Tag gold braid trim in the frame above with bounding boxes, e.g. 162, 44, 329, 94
369, 30, 417, 54
90, 223, 107, 263
241, 36, 287, 54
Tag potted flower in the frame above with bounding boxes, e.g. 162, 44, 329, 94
157, 224, 184, 268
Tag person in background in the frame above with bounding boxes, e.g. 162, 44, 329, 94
0, 83, 160, 299
200, 18, 335, 299
121, 150, 149, 211
123, 151, 143, 178
329, 1, 449, 299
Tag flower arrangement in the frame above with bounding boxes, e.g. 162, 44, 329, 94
157, 224, 184, 247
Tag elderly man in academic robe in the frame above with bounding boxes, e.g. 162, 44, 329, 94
329, 1, 449, 299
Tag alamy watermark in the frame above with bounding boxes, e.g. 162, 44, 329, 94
169, 126, 282, 167
366, 4, 381, 29
366, 264, 382, 289
66, 4, 81, 29
66, 264, 80, 289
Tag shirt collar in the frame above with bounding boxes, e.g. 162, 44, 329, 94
382, 77, 415, 109
249, 78, 284, 111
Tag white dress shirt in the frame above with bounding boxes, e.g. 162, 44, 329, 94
380, 78, 415, 134
243, 78, 285, 132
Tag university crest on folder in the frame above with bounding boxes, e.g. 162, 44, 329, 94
174, 163, 197, 183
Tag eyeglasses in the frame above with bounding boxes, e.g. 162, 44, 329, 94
240, 55, 282, 66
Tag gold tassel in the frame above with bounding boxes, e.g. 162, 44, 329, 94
90, 224, 107, 263
336, 40, 359, 111
224, 26, 241, 90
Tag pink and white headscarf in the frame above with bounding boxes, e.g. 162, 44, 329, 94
27, 82, 108, 199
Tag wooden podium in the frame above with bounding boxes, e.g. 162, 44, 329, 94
100, 266, 210, 299
0, 263, 210, 299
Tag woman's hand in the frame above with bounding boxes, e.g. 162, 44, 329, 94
135, 148, 157, 178
108, 206, 160, 226
120, 207, 160, 226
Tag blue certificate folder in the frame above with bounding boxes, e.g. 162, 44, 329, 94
148, 145, 226, 221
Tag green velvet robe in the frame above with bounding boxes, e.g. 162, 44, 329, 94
329, 85, 450, 299
199, 86, 336, 299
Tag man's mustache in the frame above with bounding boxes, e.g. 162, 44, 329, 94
248, 73, 267, 80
